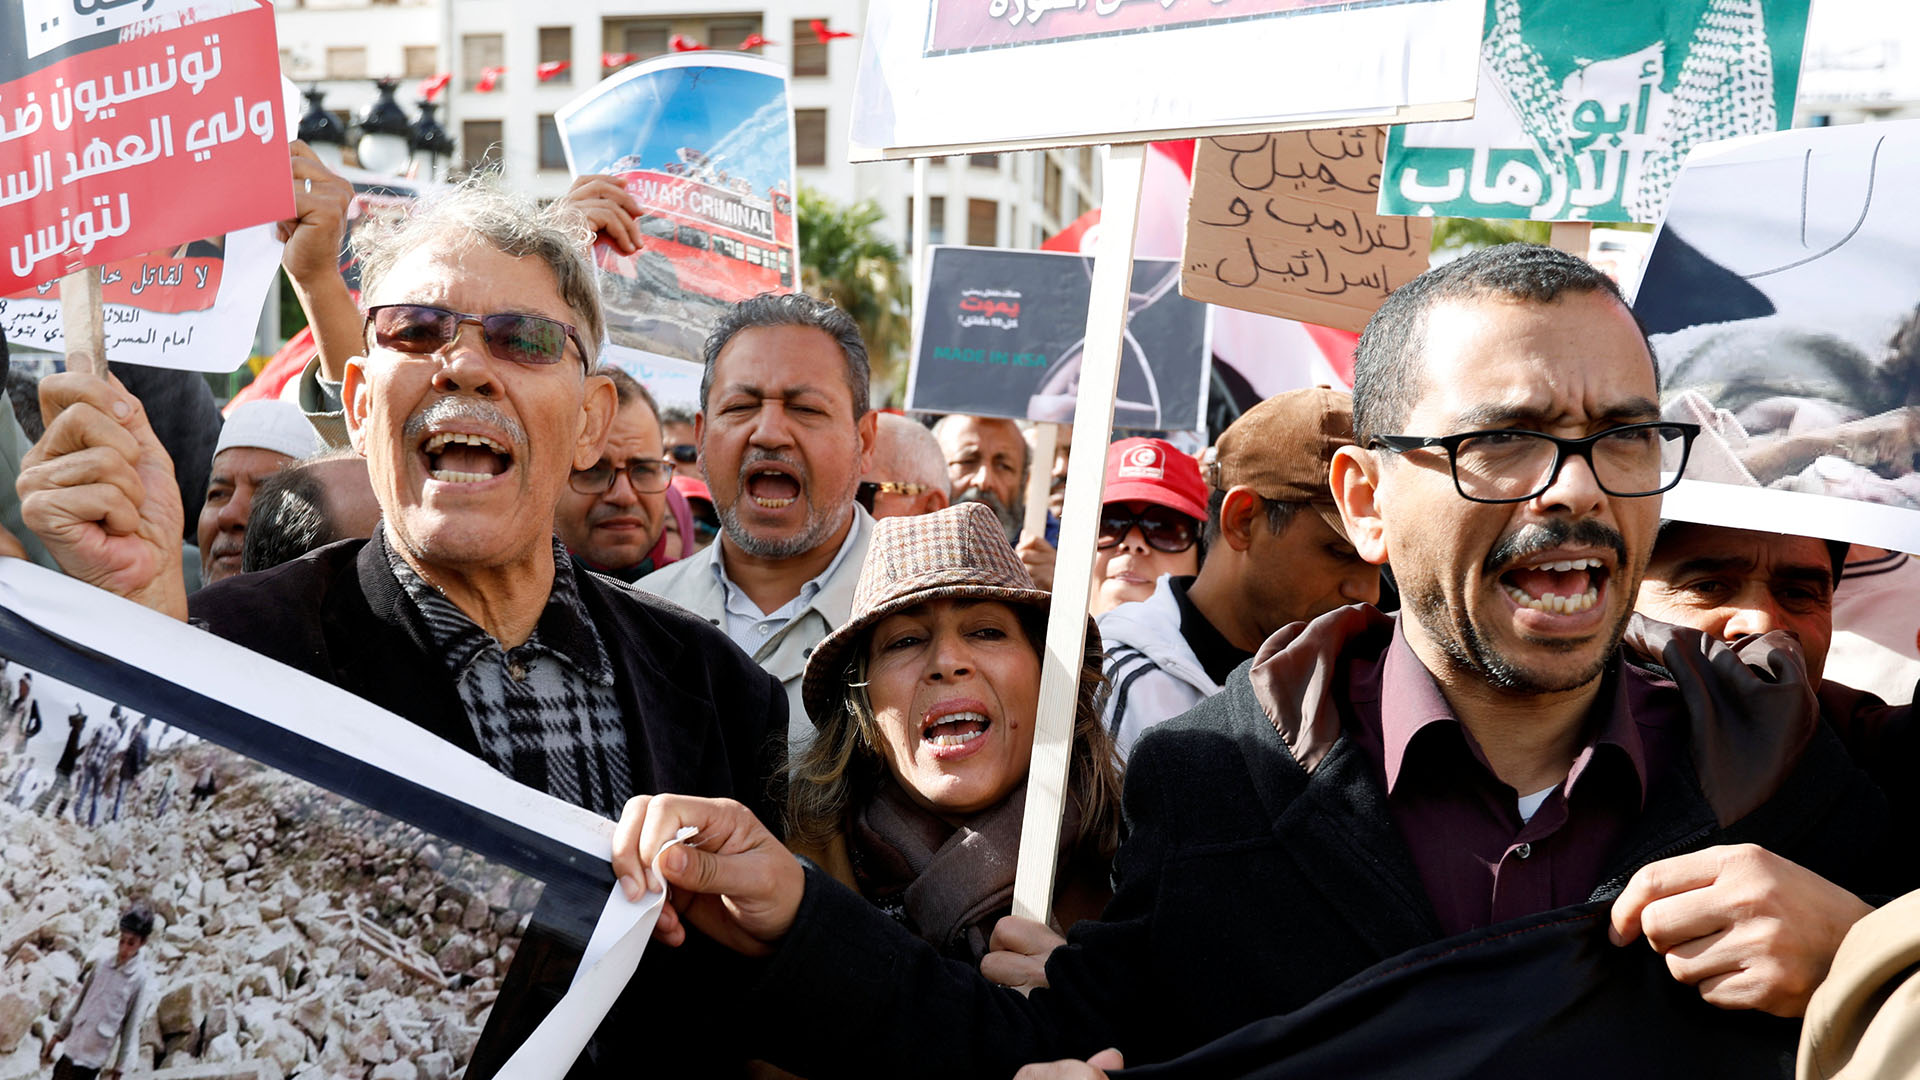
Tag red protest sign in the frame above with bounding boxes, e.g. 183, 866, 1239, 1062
0, 4, 292, 296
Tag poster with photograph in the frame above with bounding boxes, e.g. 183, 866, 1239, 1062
0, 2, 293, 296
1381, 0, 1811, 224
850, 0, 1484, 158
1630, 119, 1920, 554
556, 52, 797, 367
909, 246, 1210, 433
0, 561, 625, 1079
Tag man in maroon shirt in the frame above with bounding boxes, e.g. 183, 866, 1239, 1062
600, 244, 1899, 1079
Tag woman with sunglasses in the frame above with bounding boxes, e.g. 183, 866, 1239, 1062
1091, 438, 1208, 617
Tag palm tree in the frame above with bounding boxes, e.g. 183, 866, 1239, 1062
797, 187, 912, 405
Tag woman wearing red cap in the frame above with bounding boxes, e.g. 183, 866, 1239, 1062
1090, 438, 1208, 617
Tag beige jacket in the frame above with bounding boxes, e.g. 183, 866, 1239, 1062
638, 509, 872, 749
1798, 889, 1920, 1079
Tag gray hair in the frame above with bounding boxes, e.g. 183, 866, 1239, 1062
352, 174, 605, 366
869, 414, 951, 497
699, 293, 870, 418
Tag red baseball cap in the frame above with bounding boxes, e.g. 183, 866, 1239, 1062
1102, 438, 1208, 521
671, 475, 713, 506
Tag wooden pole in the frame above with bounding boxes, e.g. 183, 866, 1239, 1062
59, 268, 107, 378
1023, 422, 1057, 540
1012, 142, 1147, 923
912, 157, 931, 313
1549, 221, 1592, 258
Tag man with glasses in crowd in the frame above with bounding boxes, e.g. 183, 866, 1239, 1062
556, 367, 676, 582
1099, 391, 1380, 758
607, 244, 1903, 1078
859, 413, 951, 519
17, 182, 785, 1075
660, 405, 699, 479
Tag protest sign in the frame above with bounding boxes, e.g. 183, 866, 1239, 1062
1381, 0, 1811, 224
1630, 119, 1920, 554
0, 560, 635, 1079
1182, 127, 1431, 334
556, 52, 796, 366
0, 3, 293, 297
908, 245, 1210, 434
851, 0, 1483, 158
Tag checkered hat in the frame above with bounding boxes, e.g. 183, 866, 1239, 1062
800, 501, 1099, 726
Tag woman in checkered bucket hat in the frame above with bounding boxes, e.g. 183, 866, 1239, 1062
786, 500, 1123, 965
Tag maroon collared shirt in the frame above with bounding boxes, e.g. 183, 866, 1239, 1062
1343, 621, 1684, 937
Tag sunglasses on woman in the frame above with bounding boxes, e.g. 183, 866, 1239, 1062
364, 304, 588, 367
1097, 505, 1199, 553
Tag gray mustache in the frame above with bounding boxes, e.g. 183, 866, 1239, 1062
403, 397, 527, 450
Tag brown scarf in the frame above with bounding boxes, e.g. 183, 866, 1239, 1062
850, 778, 1083, 962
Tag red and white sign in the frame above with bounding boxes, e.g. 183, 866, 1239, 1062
0, 4, 292, 296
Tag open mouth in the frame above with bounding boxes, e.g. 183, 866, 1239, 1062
744, 465, 801, 509
422, 431, 513, 484
924, 711, 990, 748
1500, 556, 1609, 615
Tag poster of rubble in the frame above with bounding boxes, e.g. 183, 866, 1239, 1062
1381, 0, 1811, 224
851, 0, 1484, 156
0, 560, 625, 1079
555, 51, 796, 369
908, 245, 1210, 433
1630, 119, 1920, 555
0, 2, 293, 300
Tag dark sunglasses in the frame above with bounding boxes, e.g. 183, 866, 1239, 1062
568, 457, 675, 495
668, 443, 699, 464
1098, 505, 1198, 553
365, 303, 587, 367
855, 480, 931, 513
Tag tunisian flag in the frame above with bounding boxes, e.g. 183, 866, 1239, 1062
1041, 141, 1359, 400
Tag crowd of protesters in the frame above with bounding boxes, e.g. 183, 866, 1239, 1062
0, 144, 1913, 1079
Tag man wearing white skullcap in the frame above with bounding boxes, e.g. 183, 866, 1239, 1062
197, 400, 323, 585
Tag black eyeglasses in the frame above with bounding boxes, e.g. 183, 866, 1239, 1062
855, 480, 931, 513
1369, 421, 1700, 504
365, 304, 588, 367
568, 457, 675, 495
668, 443, 699, 464
1098, 505, 1199, 553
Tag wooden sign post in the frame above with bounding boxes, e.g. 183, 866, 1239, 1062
1011, 142, 1146, 923
57, 269, 107, 378
1549, 221, 1593, 258
1022, 422, 1058, 541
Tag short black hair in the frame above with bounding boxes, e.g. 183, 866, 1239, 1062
1351, 243, 1653, 445
119, 904, 155, 939
699, 293, 870, 418
600, 365, 659, 422
1202, 487, 1302, 546
242, 450, 361, 573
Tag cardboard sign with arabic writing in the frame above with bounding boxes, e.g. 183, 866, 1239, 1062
1380, 0, 1810, 224
0, 3, 293, 296
1182, 128, 1431, 333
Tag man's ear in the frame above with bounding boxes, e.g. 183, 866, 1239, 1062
574, 373, 616, 470
856, 409, 879, 476
342, 357, 370, 456
1331, 445, 1389, 566
1217, 487, 1262, 553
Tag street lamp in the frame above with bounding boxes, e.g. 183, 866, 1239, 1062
409, 99, 457, 182
355, 78, 414, 175
296, 85, 348, 170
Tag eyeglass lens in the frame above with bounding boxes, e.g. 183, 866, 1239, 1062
1097, 507, 1197, 552
370, 304, 571, 366
572, 459, 672, 495
1450, 425, 1690, 502
669, 444, 699, 464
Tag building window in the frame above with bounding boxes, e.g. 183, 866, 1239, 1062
1044, 158, 1063, 222
905, 196, 948, 249
608, 20, 669, 60
462, 34, 504, 90
403, 45, 437, 79
325, 46, 366, 79
792, 18, 828, 77
967, 199, 997, 247
707, 18, 760, 51
969, 153, 999, 170
460, 120, 503, 176
795, 108, 828, 167
539, 27, 572, 84
538, 115, 566, 171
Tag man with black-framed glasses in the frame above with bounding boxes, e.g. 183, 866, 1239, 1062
555, 367, 677, 582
